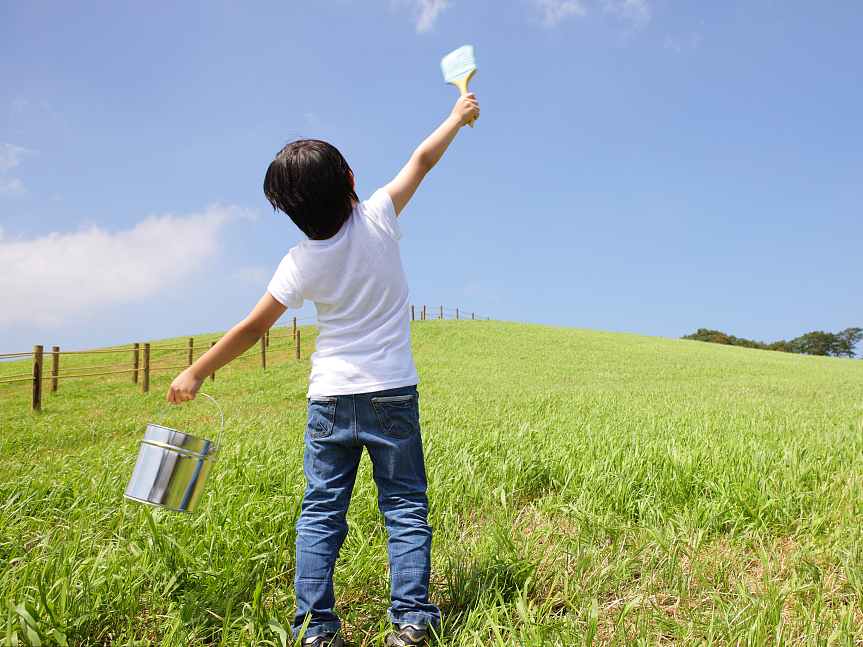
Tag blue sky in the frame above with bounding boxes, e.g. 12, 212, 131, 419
1, 0, 861, 355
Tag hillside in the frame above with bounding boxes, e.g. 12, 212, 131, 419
2, 320, 863, 645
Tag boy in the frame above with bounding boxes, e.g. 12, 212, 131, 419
168, 92, 480, 647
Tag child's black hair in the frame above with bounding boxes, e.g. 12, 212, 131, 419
263, 140, 359, 240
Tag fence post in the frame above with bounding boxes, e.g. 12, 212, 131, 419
188, 338, 194, 366
296, 330, 301, 360
209, 341, 216, 381
51, 347, 60, 393
142, 343, 150, 394
260, 334, 267, 369
440, 306, 443, 320
411, 305, 415, 321
31, 345, 43, 412
293, 317, 297, 342
456, 308, 459, 320
266, 330, 270, 348
423, 306, 426, 320
132, 343, 139, 383
472, 313, 475, 320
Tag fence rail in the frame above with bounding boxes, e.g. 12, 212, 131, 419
410, 305, 489, 321
1, 306, 488, 413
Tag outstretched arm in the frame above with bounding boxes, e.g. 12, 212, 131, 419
167, 291, 287, 403
383, 93, 479, 216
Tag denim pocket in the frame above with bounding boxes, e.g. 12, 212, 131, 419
307, 397, 337, 439
371, 394, 418, 439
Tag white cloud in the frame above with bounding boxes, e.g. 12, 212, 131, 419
533, 0, 586, 27
0, 205, 254, 329
664, 33, 701, 54
393, 0, 449, 33
0, 143, 35, 195
0, 178, 27, 196
10, 97, 55, 119
0, 144, 32, 174
10, 98, 29, 117
602, 0, 651, 32
416, 0, 449, 32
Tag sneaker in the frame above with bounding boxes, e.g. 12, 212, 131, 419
302, 633, 344, 647
385, 623, 429, 647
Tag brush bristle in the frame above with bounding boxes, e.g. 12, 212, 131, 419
441, 45, 476, 84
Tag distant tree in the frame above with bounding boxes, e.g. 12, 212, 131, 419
682, 327, 858, 357
787, 331, 834, 356
836, 327, 862, 358
683, 329, 729, 345
682, 329, 772, 350
786, 327, 861, 357
728, 335, 768, 350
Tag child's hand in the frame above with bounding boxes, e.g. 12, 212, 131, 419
168, 368, 203, 404
452, 93, 479, 127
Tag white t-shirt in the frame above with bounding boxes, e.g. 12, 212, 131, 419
267, 189, 419, 398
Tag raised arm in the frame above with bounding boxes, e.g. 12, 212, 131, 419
383, 93, 479, 216
167, 291, 287, 403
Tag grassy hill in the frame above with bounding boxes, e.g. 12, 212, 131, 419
2, 321, 862, 645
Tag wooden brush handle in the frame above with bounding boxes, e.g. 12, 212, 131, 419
453, 70, 476, 128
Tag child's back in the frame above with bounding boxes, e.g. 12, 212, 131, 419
170, 93, 479, 647
267, 186, 417, 397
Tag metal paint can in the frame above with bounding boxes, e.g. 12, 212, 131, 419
124, 393, 223, 514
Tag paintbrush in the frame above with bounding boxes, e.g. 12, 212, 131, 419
440, 44, 477, 127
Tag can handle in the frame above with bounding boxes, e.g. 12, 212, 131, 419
158, 393, 224, 457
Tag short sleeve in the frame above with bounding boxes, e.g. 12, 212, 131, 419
267, 251, 304, 309
363, 188, 403, 241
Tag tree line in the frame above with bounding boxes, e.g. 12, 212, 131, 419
682, 327, 862, 358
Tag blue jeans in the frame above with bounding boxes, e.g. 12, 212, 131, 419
292, 385, 440, 640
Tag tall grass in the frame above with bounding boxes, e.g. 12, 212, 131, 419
2, 321, 862, 645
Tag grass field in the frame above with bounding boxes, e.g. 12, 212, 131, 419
2, 320, 863, 646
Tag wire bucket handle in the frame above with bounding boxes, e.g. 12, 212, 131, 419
157, 392, 224, 457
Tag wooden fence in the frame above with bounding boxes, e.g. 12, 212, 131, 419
0, 306, 488, 413
411, 305, 488, 322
